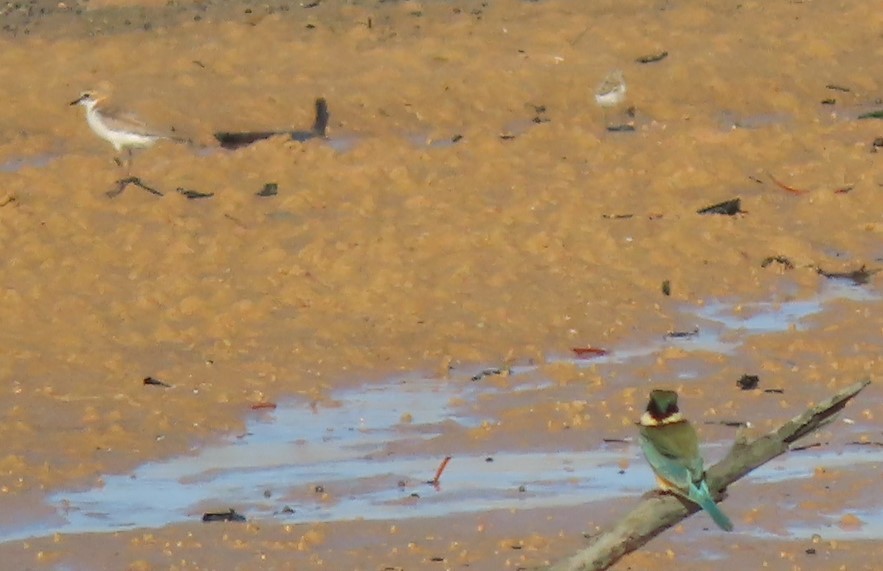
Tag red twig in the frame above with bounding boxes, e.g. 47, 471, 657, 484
430, 456, 452, 487
768, 173, 809, 196
251, 402, 278, 410
572, 347, 610, 359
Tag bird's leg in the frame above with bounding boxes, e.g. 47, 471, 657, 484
108, 148, 161, 197
126, 148, 133, 177
111, 149, 134, 197
106, 146, 164, 197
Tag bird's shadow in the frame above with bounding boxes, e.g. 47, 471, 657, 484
107, 176, 163, 198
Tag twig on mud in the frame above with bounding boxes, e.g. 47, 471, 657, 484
544, 379, 871, 571
768, 173, 808, 196
107, 176, 163, 198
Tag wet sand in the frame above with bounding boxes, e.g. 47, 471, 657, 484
0, 0, 882, 568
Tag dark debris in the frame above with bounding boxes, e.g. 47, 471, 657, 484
635, 51, 668, 64
737, 374, 760, 390
858, 110, 883, 120
471, 367, 511, 381
697, 198, 744, 216
176, 187, 214, 199
107, 176, 162, 198
816, 264, 879, 285
664, 328, 699, 339
202, 508, 246, 523
791, 442, 824, 452
761, 256, 795, 270
704, 420, 747, 428
215, 98, 329, 150
143, 376, 171, 388
256, 182, 278, 197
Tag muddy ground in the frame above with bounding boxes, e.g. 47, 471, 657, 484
0, 0, 881, 569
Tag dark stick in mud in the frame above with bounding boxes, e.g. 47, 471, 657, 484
107, 176, 163, 197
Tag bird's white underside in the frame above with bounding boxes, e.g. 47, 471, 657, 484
80, 97, 168, 152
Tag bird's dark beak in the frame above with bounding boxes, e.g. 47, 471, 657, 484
69, 95, 85, 106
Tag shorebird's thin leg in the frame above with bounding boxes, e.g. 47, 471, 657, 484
106, 147, 163, 197
125, 148, 134, 177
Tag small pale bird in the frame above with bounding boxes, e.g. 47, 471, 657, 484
594, 70, 626, 124
70, 90, 188, 176
638, 389, 734, 531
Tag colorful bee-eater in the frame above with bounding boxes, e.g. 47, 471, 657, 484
638, 389, 734, 531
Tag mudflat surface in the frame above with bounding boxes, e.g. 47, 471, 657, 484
0, 0, 882, 569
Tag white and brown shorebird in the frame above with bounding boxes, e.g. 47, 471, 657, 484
70, 89, 189, 176
594, 70, 627, 124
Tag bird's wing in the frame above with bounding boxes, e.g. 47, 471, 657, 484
98, 104, 174, 139
641, 422, 734, 531
639, 431, 693, 489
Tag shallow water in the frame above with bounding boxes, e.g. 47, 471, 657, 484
4, 281, 878, 544
11, 385, 880, 543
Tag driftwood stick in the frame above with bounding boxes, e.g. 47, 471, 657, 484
546, 379, 872, 571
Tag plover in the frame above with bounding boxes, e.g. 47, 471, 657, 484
70, 90, 188, 176
594, 70, 627, 125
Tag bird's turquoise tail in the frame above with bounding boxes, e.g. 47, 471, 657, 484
690, 480, 734, 531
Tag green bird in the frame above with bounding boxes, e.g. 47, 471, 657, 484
638, 389, 734, 531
